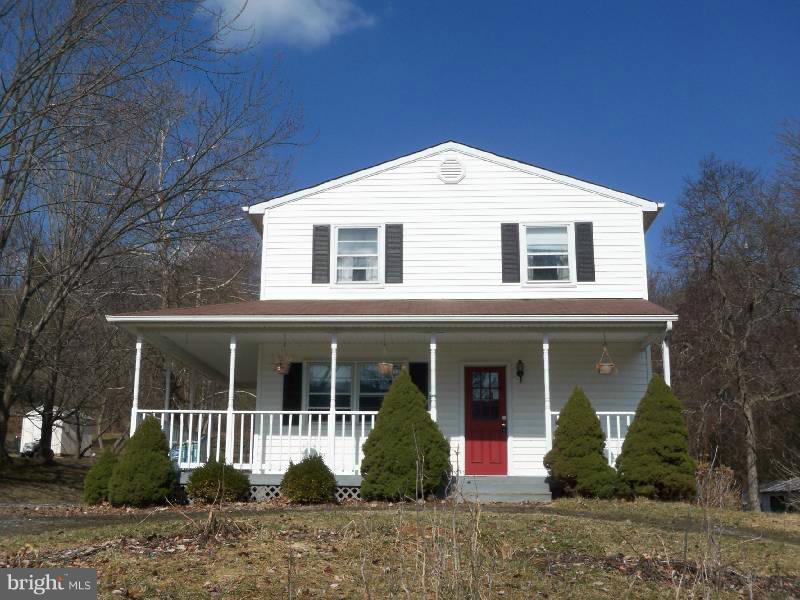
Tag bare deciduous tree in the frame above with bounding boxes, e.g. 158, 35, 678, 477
667, 156, 800, 511
0, 1, 299, 462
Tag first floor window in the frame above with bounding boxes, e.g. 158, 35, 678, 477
307, 363, 353, 410
305, 362, 404, 411
336, 227, 379, 283
526, 225, 570, 281
358, 363, 403, 411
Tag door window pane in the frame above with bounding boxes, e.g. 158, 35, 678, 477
471, 369, 501, 421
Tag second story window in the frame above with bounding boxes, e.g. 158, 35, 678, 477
525, 226, 570, 281
336, 227, 379, 283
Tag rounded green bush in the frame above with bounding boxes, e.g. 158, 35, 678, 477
108, 417, 178, 507
83, 448, 118, 505
616, 376, 696, 500
187, 461, 250, 503
543, 386, 619, 499
280, 455, 337, 504
360, 370, 450, 500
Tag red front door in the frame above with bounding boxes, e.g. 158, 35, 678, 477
465, 366, 507, 475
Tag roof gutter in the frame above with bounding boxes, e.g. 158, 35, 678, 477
107, 313, 678, 325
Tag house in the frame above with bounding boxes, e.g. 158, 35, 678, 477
107, 141, 676, 501
19, 407, 94, 457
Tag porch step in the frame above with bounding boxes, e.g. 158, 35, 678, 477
454, 476, 551, 503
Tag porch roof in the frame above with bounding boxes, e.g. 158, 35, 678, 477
107, 298, 676, 325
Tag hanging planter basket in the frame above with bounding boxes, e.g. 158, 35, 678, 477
274, 356, 291, 375
274, 334, 291, 375
596, 344, 617, 375
377, 361, 394, 376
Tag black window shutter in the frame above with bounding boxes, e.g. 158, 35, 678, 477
409, 362, 429, 400
282, 363, 303, 411
311, 225, 330, 284
501, 223, 520, 283
385, 224, 403, 283
575, 222, 596, 282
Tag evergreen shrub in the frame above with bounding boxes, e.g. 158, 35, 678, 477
187, 460, 251, 503
616, 376, 696, 500
360, 370, 450, 500
543, 386, 619, 498
83, 448, 118, 505
108, 417, 178, 507
280, 455, 337, 504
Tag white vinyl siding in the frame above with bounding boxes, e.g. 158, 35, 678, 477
260, 151, 649, 300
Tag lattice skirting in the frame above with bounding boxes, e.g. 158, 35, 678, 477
247, 484, 361, 502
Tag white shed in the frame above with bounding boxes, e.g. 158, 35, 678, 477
20, 408, 93, 456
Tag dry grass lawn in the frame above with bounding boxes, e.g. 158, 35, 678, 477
0, 456, 91, 504
0, 498, 798, 599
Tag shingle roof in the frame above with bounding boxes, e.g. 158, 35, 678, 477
109, 298, 675, 319
760, 478, 800, 494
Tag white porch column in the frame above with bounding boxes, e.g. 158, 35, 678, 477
662, 322, 672, 386
429, 335, 437, 422
225, 335, 237, 464
129, 335, 143, 437
543, 334, 552, 451
328, 334, 338, 469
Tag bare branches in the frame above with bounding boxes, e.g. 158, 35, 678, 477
0, 0, 299, 461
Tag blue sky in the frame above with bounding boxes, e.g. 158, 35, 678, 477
215, 0, 800, 270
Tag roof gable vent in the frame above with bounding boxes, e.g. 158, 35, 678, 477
438, 158, 465, 184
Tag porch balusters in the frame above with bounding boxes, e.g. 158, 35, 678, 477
542, 334, 552, 452
429, 335, 438, 422
129, 335, 143, 437
328, 334, 337, 470
225, 335, 237, 464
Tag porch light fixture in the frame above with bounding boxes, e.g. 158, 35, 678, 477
377, 331, 394, 376
516, 360, 524, 383
596, 335, 617, 375
273, 334, 291, 375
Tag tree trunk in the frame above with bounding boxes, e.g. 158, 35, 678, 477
0, 409, 10, 464
743, 401, 761, 511
36, 372, 58, 464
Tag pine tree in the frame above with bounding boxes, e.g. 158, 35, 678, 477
616, 376, 696, 500
543, 386, 618, 498
360, 370, 450, 500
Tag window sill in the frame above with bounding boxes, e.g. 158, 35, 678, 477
521, 281, 578, 288
330, 282, 386, 289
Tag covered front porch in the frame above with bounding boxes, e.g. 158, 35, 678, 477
111, 301, 675, 483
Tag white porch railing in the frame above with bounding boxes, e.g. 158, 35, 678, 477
551, 411, 635, 467
134, 409, 378, 475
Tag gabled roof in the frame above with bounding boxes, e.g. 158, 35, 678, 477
244, 141, 664, 219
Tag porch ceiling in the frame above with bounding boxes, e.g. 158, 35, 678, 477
131, 324, 666, 388
110, 299, 675, 385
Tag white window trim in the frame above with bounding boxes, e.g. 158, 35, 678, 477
302, 360, 408, 411
519, 222, 577, 286
330, 224, 385, 287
